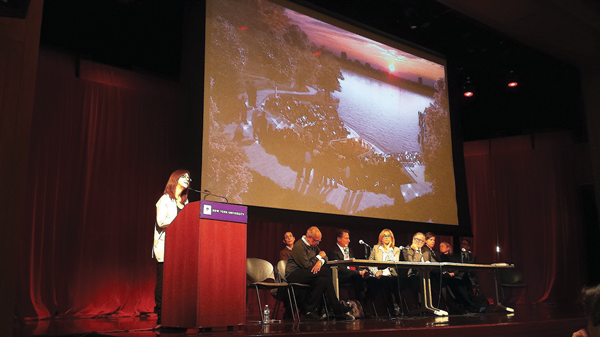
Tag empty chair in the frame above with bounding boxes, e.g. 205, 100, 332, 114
499, 268, 530, 305
246, 258, 292, 323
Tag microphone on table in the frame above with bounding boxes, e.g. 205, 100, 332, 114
359, 240, 371, 259
358, 240, 371, 248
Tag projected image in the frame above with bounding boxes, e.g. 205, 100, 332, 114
203, 0, 458, 225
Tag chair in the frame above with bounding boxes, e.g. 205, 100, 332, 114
246, 258, 293, 323
498, 268, 530, 305
276, 259, 325, 322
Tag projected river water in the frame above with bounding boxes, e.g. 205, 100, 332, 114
334, 70, 433, 155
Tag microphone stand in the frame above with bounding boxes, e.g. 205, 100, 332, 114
189, 188, 210, 198
203, 193, 228, 203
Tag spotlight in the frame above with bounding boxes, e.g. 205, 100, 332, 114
462, 78, 475, 98
506, 70, 519, 88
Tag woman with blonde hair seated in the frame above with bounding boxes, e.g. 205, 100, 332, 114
366, 229, 402, 315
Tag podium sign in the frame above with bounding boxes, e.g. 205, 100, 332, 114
201, 200, 247, 223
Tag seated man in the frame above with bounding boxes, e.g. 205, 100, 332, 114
458, 238, 488, 311
439, 241, 485, 313
400, 232, 436, 308
402, 232, 436, 265
459, 238, 476, 264
459, 238, 479, 291
328, 229, 367, 305
285, 226, 354, 320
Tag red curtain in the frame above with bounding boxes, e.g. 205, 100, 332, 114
17, 49, 182, 319
17, 49, 588, 320
464, 133, 588, 305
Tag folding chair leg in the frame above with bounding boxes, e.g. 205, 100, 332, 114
273, 289, 283, 320
372, 302, 379, 319
285, 287, 296, 322
290, 286, 302, 322
322, 294, 329, 320
255, 285, 264, 323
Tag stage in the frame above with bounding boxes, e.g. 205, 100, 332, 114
14, 304, 586, 337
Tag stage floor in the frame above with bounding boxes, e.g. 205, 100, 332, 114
14, 304, 586, 337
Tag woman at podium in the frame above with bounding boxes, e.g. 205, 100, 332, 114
152, 169, 191, 326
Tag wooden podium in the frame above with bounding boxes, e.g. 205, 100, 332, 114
162, 201, 247, 328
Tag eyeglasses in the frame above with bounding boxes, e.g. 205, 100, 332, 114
383, 234, 392, 238
308, 236, 321, 243
180, 175, 192, 182
413, 237, 424, 243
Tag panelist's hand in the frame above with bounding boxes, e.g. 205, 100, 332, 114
311, 260, 322, 274
319, 251, 326, 258
375, 270, 383, 278
360, 269, 368, 277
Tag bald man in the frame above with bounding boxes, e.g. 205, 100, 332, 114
285, 226, 354, 320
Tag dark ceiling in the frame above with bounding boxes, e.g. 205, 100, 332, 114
39, 0, 586, 142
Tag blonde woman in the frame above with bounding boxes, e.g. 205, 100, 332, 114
367, 229, 402, 314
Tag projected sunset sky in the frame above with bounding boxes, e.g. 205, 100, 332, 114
285, 10, 445, 85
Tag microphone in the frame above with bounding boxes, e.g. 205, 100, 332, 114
189, 188, 210, 194
202, 191, 229, 203
359, 240, 371, 259
462, 247, 472, 254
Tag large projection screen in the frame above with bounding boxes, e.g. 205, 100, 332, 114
202, 0, 459, 226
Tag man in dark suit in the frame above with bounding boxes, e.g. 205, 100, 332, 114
400, 232, 437, 309
328, 229, 367, 304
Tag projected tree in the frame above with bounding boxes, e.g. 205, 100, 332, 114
204, 98, 252, 204
420, 78, 456, 223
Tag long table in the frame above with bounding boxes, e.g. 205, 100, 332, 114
327, 259, 515, 316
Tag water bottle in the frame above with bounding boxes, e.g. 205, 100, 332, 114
263, 305, 271, 324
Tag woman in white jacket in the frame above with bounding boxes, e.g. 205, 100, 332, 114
153, 169, 190, 326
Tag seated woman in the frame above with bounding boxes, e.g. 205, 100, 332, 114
424, 232, 438, 261
280, 231, 295, 261
366, 229, 402, 315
